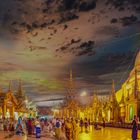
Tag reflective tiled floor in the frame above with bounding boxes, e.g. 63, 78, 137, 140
0, 131, 54, 140
0, 127, 139, 140
78, 127, 139, 140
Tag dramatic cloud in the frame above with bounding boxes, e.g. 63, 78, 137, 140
0, 0, 140, 106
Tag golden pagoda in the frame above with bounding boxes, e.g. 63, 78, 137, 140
116, 50, 140, 122
59, 50, 140, 123
60, 69, 79, 119
87, 50, 140, 123
109, 80, 120, 122
15, 79, 27, 114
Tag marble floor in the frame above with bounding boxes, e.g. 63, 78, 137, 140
78, 127, 139, 140
0, 127, 139, 140
0, 131, 54, 140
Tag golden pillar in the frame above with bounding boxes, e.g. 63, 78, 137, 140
11, 106, 15, 119
126, 104, 128, 122
3, 101, 6, 118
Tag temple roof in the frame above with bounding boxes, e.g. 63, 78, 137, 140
0, 92, 6, 101
129, 50, 140, 78
135, 51, 140, 68
119, 93, 125, 105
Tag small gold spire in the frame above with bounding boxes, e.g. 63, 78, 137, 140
9, 81, 12, 91
18, 79, 23, 97
66, 69, 75, 100
111, 80, 118, 104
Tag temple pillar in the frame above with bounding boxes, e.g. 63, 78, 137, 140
11, 106, 15, 119
126, 104, 128, 122
3, 102, 6, 118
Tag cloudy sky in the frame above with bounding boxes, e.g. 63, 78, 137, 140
0, 0, 140, 106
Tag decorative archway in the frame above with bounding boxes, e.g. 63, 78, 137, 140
129, 105, 134, 121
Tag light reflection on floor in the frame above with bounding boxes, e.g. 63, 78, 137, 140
78, 132, 92, 140
0, 127, 139, 140
77, 128, 140, 140
78, 127, 139, 140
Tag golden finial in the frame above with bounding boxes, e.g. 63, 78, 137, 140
9, 81, 12, 91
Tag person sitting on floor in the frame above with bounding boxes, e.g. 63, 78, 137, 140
94, 123, 101, 130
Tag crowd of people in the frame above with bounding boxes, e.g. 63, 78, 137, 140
0, 115, 139, 140
0, 117, 26, 134
0, 116, 94, 139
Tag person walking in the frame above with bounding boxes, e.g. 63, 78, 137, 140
65, 119, 73, 140
132, 115, 138, 140
102, 119, 105, 128
27, 118, 32, 135
40, 119, 45, 132
79, 118, 83, 132
84, 118, 88, 133
35, 117, 41, 138
9, 118, 14, 134
71, 119, 78, 140
3, 117, 8, 131
55, 118, 61, 139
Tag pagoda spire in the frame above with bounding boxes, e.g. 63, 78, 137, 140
66, 69, 76, 100
111, 80, 117, 103
8, 81, 12, 92
109, 90, 112, 102
17, 79, 23, 97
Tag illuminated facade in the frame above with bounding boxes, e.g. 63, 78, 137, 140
92, 51, 140, 123
0, 83, 17, 119
116, 51, 140, 122
93, 51, 140, 123
0, 80, 37, 119
59, 51, 140, 123
60, 70, 107, 121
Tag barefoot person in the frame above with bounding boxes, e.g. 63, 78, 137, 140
132, 115, 138, 140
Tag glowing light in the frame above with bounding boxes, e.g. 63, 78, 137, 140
25, 99, 28, 104
81, 91, 87, 97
